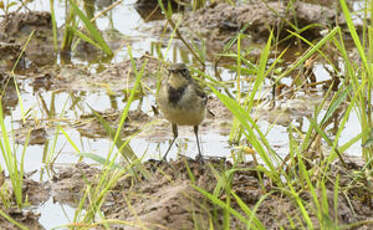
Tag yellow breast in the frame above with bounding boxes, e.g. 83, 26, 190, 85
157, 83, 206, 126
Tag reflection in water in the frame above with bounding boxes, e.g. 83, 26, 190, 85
83, 0, 96, 24
97, 0, 115, 10
0, 72, 19, 115
1, 0, 367, 228
134, 0, 183, 22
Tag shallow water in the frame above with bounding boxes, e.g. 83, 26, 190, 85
0, 0, 365, 228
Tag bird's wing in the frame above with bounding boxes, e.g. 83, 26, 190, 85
194, 84, 208, 105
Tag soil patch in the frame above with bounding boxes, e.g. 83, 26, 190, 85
0, 174, 50, 229
0, 11, 55, 68
0, 42, 24, 71
17, 55, 233, 141
50, 157, 372, 229
22, 55, 162, 93
0, 71, 19, 115
140, 1, 354, 64
182, 1, 340, 41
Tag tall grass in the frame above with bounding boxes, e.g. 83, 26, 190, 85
0, 100, 29, 208
191, 0, 373, 228
52, 46, 152, 228
60, 0, 113, 56
0, 0, 371, 228
338, 0, 372, 160
0, 29, 36, 209
69, 0, 112, 56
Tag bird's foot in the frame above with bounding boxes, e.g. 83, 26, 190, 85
162, 156, 168, 162
153, 156, 169, 168
196, 154, 204, 164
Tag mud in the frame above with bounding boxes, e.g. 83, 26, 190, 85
51, 162, 102, 207
94, 55, 162, 90
0, 42, 24, 71
0, 11, 55, 68
0, 1, 369, 229
46, 157, 373, 230
72, 28, 132, 63
8, 52, 232, 143
23, 55, 161, 92
74, 96, 230, 141
0, 175, 50, 229
14, 127, 48, 145
0, 71, 19, 115
254, 95, 323, 127
184, 1, 340, 40
142, 1, 347, 55
75, 109, 151, 138
0, 208, 45, 230
135, 0, 184, 21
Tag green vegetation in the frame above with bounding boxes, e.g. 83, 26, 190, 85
59, 0, 113, 56
0, 0, 372, 229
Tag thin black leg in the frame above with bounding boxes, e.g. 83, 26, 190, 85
193, 125, 203, 162
163, 123, 178, 161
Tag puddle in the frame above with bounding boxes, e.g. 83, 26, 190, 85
37, 198, 76, 229
0, 0, 369, 228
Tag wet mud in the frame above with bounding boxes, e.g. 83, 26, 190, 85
76, 109, 152, 138
135, 0, 184, 21
14, 127, 48, 145
0, 0, 370, 229
143, 0, 350, 57
0, 71, 19, 115
0, 175, 50, 229
45, 157, 373, 229
23, 55, 161, 92
0, 11, 55, 68
0, 42, 24, 71
183, 1, 341, 41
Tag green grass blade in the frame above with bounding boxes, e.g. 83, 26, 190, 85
70, 0, 113, 56
191, 185, 253, 226
71, 26, 102, 50
231, 191, 267, 229
339, 0, 370, 75
320, 86, 350, 126
49, 0, 58, 51
209, 87, 281, 183
284, 185, 314, 230
0, 209, 28, 230
276, 27, 339, 83
75, 152, 121, 169
90, 107, 137, 162
0, 100, 23, 207
247, 31, 273, 110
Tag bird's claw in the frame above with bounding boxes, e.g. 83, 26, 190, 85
196, 154, 204, 164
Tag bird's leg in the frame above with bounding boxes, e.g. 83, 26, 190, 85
163, 123, 178, 161
193, 125, 204, 162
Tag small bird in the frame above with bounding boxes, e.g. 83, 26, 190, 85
156, 63, 207, 161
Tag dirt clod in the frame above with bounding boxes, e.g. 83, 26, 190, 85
0, 208, 45, 230
0, 175, 50, 230
48, 156, 373, 229
0, 11, 55, 67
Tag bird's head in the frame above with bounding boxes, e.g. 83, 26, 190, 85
167, 63, 191, 88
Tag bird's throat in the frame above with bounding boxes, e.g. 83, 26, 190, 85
168, 73, 188, 88
168, 85, 186, 105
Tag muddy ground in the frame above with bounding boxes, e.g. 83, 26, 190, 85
0, 0, 371, 229
141, 0, 361, 61
1, 157, 372, 229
